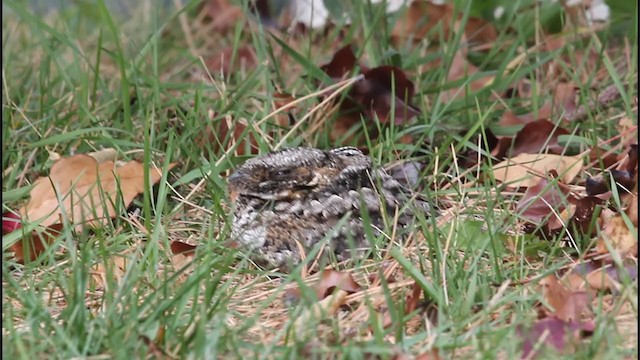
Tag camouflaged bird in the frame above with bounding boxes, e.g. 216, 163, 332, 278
227, 147, 431, 272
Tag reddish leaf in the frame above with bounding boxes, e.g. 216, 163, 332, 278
362, 66, 415, 101
498, 103, 554, 127
379, 281, 429, 329
518, 317, 595, 359
318, 46, 420, 136
620, 144, 638, 175
198, 0, 244, 33
9, 223, 64, 264
588, 147, 620, 170
170, 241, 197, 256
391, 2, 453, 44
464, 16, 498, 44
350, 66, 420, 124
405, 281, 422, 314
415, 349, 442, 360
585, 170, 634, 196
3, 211, 21, 234
273, 92, 297, 110
499, 111, 528, 127
566, 196, 605, 236
393, 348, 442, 360
460, 129, 501, 167
320, 44, 358, 79
516, 176, 570, 226
508, 119, 569, 157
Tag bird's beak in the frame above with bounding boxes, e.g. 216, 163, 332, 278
227, 170, 243, 184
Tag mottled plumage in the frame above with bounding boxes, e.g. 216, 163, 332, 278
227, 147, 430, 271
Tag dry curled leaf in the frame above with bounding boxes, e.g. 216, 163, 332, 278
320, 43, 359, 79
318, 44, 420, 142
315, 269, 362, 299
284, 269, 362, 305
5, 154, 175, 262
501, 119, 570, 159
5, 222, 64, 264
21, 154, 176, 228
596, 170, 638, 257
88, 148, 118, 163
567, 261, 638, 292
170, 241, 197, 256
539, 275, 590, 322
596, 214, 637, 258
493, 154, 583, 188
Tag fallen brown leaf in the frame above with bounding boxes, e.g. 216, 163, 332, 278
505, 119, 569, 158
21, 155, 176, 228
170, 241, 197, 256
205, 46, 257, 77
391, 2, 496, 45
198, 0, 244, 33
284, 269, 362, 305
350, 65, 420, 124
6, 155, 175, 263
516, 175, 571, 227
566, 260, 638, 292
518, 317, 595, 359
493, 154, 583, 188
596, 213, 637, 257
539, 275, 590, 322
7, 223, 64, 264
320, 43, 359, 79
315, 269, 362, 299
415, 349, 442, 360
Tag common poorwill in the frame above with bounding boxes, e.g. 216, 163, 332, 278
227, 147, 431, 272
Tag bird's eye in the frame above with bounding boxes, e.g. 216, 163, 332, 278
273, 169, 292, 178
